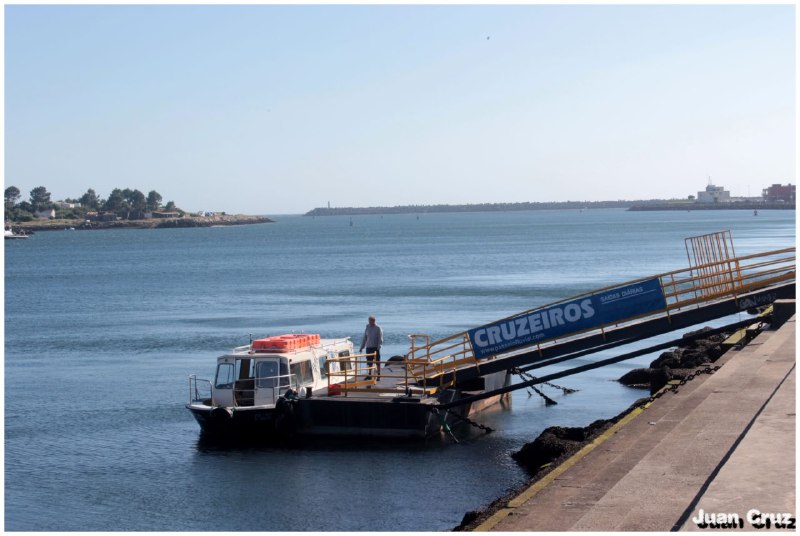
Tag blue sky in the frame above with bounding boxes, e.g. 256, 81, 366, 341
4, 4, 795, 214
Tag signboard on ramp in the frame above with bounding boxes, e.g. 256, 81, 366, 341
468, 278, 667, 359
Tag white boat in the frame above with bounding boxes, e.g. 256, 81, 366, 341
4, 228, 28, 239
186, 332, 510, 440
187, 334, 357, 437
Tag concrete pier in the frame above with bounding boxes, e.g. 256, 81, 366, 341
476, 314, 796, 531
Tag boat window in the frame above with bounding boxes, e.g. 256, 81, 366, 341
215, 363, 235, 389
256, 360, 280, 388
290, 360, 314, 387
318, 354, 329, 379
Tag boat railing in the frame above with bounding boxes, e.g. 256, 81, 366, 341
325, 352, 444, 396
326, 352, 379, 395
188, 375, 212, 404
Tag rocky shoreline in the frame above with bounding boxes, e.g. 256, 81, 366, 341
10, 214, 273, 233
454, 325, 741, 531
617, 326, 732, 393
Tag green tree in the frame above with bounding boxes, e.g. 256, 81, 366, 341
128, 189, 146, 210
164, 200, 176, 211
146, 190, 162, 211
127, 189, 146, 219
13, 201, 34, 222
103, 188, 127, 214
29, 186, 52, 212
79, 188, 101, 210
5, 186, 21, 207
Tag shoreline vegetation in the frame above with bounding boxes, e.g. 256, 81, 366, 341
5, 184, 270, 233
12, 214, 273, 232
305, 200, 795, 216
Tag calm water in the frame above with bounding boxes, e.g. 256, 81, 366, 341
5, 208, 795, 531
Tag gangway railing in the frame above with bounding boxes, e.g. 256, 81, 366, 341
325, 351, 466, 396
405, 234, 794, 383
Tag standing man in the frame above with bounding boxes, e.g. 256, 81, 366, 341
359, 315, 383, 380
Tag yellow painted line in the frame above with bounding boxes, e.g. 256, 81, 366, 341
473, 406, 646, 532
722, 306, 771, 348
472, 509, 514, 532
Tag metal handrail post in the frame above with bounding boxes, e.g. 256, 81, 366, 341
406, 357, 410, 396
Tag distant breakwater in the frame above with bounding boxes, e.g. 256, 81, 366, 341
305, 201, 656, 216
305, 200, 795, 216
15, 214, 273, 232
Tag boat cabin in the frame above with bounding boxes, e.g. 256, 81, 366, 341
210, 334, 354, 409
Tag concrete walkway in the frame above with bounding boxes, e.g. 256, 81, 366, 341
478, 315, 796, 532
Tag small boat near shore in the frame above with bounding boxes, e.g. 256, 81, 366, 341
186, 333, 510, 440
4, 228, 28, 239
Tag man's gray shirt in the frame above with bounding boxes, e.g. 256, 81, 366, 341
360, 324, 383, 351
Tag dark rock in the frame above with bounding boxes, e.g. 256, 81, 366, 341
455, 511, 479, 530
647, 328, 730, 372
650, 367, 671, 394
512, 427, 584, 472
511, 398, 648, 476
618, 368, 653, 386
680, 349, 712, 368
666, 368, 694, 381
682, 326, 714, 339
625, 325, 734, 394
650, 349, 683, 369
511, 423, 614, 473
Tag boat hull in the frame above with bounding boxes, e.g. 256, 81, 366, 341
187, 399, 438, 439
186, 371, 512, 441
186, 371, 510, 439
187, 405, 287, 438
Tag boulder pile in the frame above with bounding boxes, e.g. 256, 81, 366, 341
618, 327, 730, 393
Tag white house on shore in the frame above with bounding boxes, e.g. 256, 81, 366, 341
35, 208, 56, 219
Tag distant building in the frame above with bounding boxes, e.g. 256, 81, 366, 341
697, 183, 731, 204
35, 208, 56, 219
762, 184, 795, 203
55, 201, 81, 209
152, 211, 181, 219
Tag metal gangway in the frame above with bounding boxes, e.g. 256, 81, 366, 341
333, 231, 794, 396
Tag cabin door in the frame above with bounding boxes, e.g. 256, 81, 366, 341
254, 359, 288, 406
213, 361, 235, 407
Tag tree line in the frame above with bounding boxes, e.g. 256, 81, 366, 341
4, 185, 180, 222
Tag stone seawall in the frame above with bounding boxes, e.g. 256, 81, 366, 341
628, 202, 794, 211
